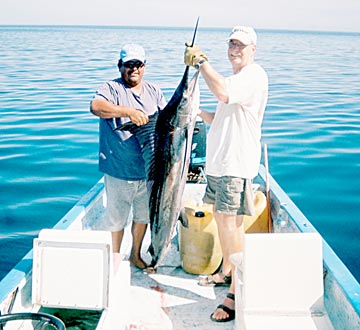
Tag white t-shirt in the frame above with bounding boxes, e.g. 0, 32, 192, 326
206, 63, 268, 179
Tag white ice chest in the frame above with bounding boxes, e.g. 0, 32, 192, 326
232, 232, 334, 330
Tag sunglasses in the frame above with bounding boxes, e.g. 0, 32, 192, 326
123, 60, 145, 69
228, 40, 248, 48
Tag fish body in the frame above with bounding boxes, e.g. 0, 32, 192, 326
119, 67, 200, 268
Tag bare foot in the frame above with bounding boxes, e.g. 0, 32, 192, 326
129, 255, 149, 270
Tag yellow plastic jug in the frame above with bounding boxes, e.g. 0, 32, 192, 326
179, 203, 222, 275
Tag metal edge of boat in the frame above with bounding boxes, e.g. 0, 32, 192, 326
0, 167, 359, 328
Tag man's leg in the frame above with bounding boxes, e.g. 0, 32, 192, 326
111, 229, 125, 253
129, 222, 149, 269
201, 205, 235, 285
104, 174, 131, 254
128, 179, 151, 269
211, 213, 244, 321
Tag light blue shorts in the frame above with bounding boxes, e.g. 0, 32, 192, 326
96, 174, 150, 232
203, 175, 255, 216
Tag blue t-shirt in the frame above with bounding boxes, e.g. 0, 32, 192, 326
94, 78, 166, 180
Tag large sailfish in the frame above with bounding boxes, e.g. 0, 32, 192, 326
118, 19, 201, 269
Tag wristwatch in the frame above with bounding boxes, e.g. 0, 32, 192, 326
195, 58, 207, 70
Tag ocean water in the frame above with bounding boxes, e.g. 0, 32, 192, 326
0, 25, 359, 282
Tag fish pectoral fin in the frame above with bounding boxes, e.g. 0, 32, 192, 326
113, 121, 134, 131
179, 207, 195, 228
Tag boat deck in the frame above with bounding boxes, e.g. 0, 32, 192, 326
126, 262, 232, 329
104, 232, 234, 330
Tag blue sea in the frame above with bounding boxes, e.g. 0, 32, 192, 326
0, 25, 359, 283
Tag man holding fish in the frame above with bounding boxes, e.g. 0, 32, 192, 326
185, 25, 268, 322
90, 43, 166, 270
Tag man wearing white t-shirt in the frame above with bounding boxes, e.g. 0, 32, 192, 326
185, 26, 268, 323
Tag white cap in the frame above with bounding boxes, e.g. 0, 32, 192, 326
227, 26, 257, 45
120, 44, 146, 63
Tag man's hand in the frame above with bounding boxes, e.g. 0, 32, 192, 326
128, 108, 149, 126
184, 43, 208, 67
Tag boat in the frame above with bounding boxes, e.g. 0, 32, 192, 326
0, 124, 359, 329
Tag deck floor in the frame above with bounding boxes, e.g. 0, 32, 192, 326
113, 228, 235, 329
127, 263, 233, 329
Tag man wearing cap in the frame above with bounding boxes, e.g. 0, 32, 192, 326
184, 26, 268, 322
90, 44, 166, 269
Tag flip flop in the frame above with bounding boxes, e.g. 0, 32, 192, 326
198, 273, 231, 287
210, 293, 235, 323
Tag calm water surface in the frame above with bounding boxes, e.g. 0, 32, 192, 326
0, 26, 359, 282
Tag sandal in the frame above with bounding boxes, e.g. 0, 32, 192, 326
210, 293, 235, 323
198, 273, 231, 287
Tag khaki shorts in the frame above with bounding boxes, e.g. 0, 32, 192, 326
203, 175, 255, 216
95, 174, 150, 232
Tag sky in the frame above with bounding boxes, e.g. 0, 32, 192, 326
1, 0, 359, 33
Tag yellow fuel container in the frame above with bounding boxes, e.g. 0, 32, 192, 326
179, 190, 268, 275
179, 203, 222, 275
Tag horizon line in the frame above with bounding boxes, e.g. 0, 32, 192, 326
0, 24, 359, 35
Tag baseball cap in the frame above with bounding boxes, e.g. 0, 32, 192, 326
120, 44, 146, 63
227, 26, 257, 45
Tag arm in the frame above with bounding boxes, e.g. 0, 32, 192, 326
198, 61, 229, 104
184, 45, 229, 103
198, 108, 215, 125
90, 98, 149, 126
